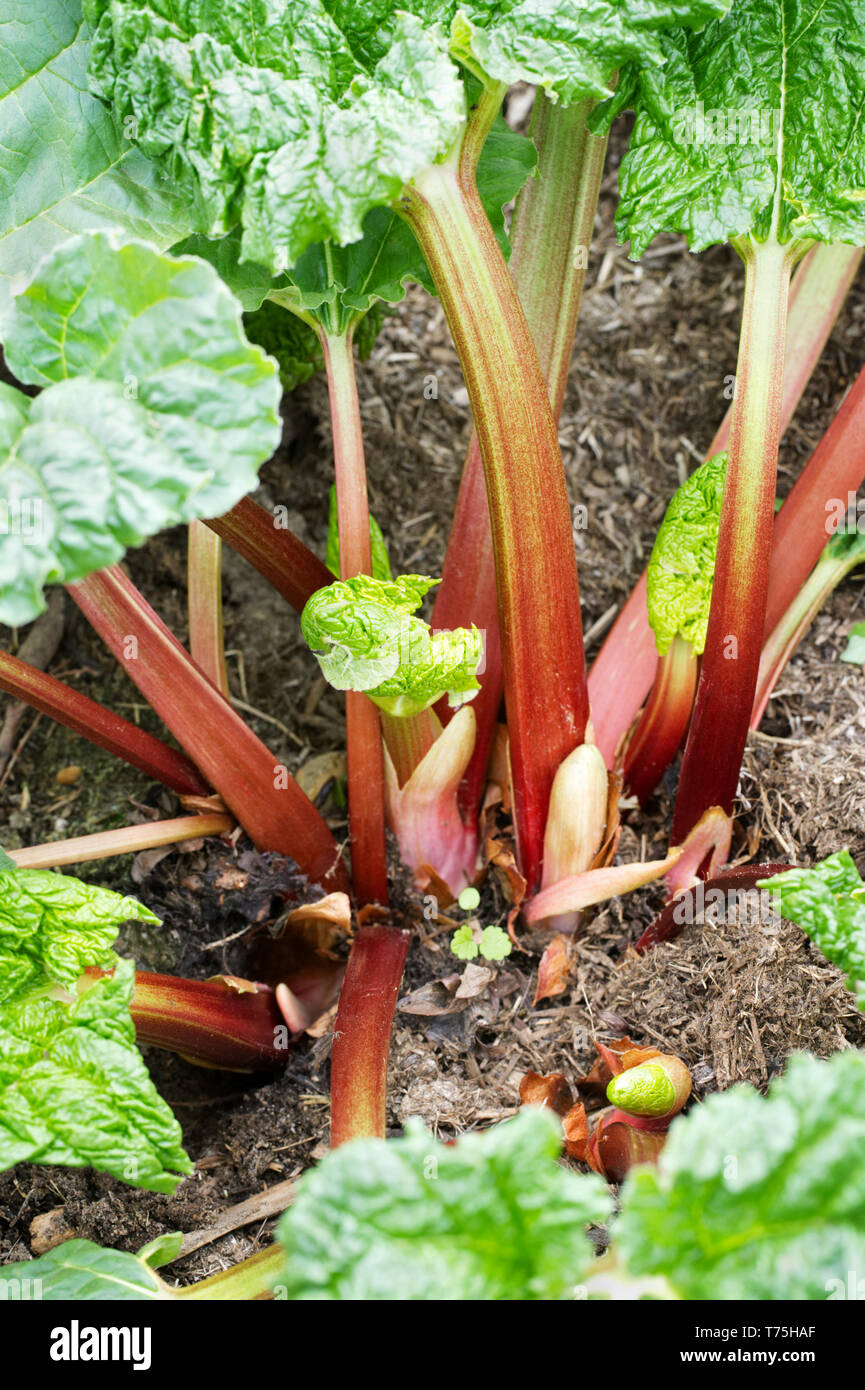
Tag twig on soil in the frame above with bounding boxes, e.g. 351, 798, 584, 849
170, 1178, 297, 1259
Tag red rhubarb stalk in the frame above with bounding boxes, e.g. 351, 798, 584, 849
433, 94, 609, 825
188, 520, 230, 696
329, 923, 410, 1145
401, 93, 589, 890
590, 242, 862, 765
8, 814, 233, 869
84, 968, 289, 1070
764, 362, 865, 636
206, 496, 331, 615
673, 239, 798, 840
320, 328, 388, 908
68, 566, 349, 892
0, 649, 207, 796
622, 634, 697, 804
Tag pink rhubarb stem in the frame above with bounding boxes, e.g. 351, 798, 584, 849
0, 648, 208, 796
752, 537, 865, 728
401, 98, 589, 891
380, 706, 439, 788
320, 328, 388, 908
68, 566, 349, 892
673, 240, 798, 841
589, 242, 862, 766
188, 520, 230, 696
433, 93, 608, 826
206, 496, 331, 615
622, 635, 698, 805
329, 924, 410, 1145
8, 814, 233, 869
764, 362, 865, 637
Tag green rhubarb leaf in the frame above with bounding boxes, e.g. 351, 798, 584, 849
647, 452, 726, 655
85, 0, 726, 281
324, 1, 730, 103
301, 574, 482, 716
85, 1, 465, 275
448, 0, 731, 104
0, 958, 192, 1193
616, 0, 865, 258
274, 1108, 612, 1299
0, 867, 159, 1001
758, 852, 865, 1009
326, 485, 392, 582
0, 0, 195, 302
842, 620, 865, 666
0, 1238, 173, 1300
0, 846, 18, 871
0, 229, 281, 625
614, 1049, 865, 1299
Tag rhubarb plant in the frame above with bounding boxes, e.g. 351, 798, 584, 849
612, 0, 865, 842
83, 0, 731, 892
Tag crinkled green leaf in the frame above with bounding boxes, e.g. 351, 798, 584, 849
0, 0, 195, 302
617, 0, 865, 257
274, 1108, 612, 1299
301, 574, 482, 716
450, 0, 730, 104
0, 229, 281, 625
0, 1238, 173, 1300
759, 852, 865, 1009
0, 867, 158, 1001
614, 1050, 865, 1299
326, 484, 392, 581
85, 1, 465, 275
647, 452, 726, 655
85, 0, 726, 278
0, 959, 192, 1193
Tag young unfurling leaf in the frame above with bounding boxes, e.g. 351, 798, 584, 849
301, 575, 482, 717
647, 452, 726, 656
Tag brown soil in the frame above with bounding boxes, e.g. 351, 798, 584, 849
2, 119, 865, 1285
